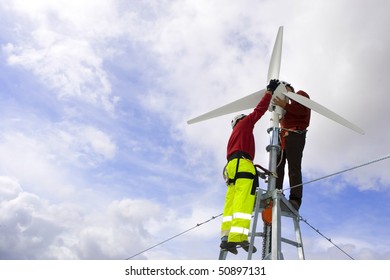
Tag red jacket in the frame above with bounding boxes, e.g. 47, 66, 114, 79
227, 93, 272, 160
280, 90, 311, 130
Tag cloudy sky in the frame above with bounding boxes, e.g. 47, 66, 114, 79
0, 0, 389, 260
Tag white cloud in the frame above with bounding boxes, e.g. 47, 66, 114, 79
0, 0, 390, 261
0, 177, 22, 200
0, 177, 183, 259
1, 0, 121, 113
77, 125, 117, 162
0, 113, 120, 216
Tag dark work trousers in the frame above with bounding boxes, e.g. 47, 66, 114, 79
275, 131, 307, 207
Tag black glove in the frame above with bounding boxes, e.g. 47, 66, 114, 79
266, 79, 280, 93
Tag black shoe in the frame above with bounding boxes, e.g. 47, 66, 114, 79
239, 241, 257, 253
220, 241, 238, 255
289, 199, 300, 211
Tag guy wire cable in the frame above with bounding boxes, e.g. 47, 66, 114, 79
286, 154, 390, 192
298, 215, 355, 260
126, 154, 389, 260
126, 214, 222, 260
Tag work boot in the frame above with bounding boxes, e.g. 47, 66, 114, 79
239, 241, 257, 253
220, 241, 238, 255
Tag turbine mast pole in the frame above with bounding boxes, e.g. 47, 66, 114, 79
262, 26, 284, 259
263, 110, 282, 259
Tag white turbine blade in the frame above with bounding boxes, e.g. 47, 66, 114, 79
187, 89, 266, 124
283, 91, 365, 135
187, 26, 283, 125
267, 26, 283, 81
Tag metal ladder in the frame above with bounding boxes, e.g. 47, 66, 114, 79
218, 179, 305, 260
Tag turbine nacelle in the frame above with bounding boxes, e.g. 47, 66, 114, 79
268, 82, 289, 118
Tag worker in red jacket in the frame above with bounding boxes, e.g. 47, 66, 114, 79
273, 82, 311, 211
220, 79, 279, 255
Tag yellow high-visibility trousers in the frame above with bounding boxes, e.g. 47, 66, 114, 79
221, 158, 256, 243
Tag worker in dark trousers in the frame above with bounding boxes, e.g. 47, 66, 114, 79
273, 82, 311, 211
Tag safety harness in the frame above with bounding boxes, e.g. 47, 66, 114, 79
280, 127, 307, 149
224, 151, 259, 195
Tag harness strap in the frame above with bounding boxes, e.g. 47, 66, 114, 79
227, 151, 252, 161
227, 157, 258, 195
280, 128, 307, 149
282, 127, 307, 134
227, 171, 256, 184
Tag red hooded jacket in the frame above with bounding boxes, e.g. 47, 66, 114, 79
280, 90, 311, 130
226, 93, 272, 160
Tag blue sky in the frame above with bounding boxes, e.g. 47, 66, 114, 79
0, 0, 389, 260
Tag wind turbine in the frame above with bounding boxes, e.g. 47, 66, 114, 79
187, 27, 364, 135
187, 26, 364, 260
